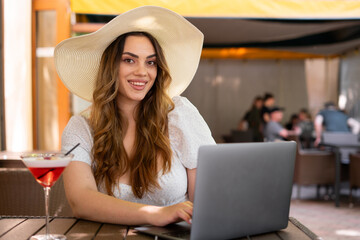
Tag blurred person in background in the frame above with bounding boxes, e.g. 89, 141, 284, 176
264, 107, 300, 142
314, 101, 360, 147
238, 96, 263, 141
285, 113, 299, 131
297, 108, 315, 148
261, 93, 275, 124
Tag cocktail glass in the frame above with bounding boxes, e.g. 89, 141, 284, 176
20, 153, 73, 240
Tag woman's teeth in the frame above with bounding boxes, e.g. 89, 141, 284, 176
130, 81, 145, 86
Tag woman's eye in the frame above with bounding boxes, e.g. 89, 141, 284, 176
148, 61, 157, 66
123, 58, 134, 63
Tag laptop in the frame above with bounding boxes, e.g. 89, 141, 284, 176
135, 141, 296, 239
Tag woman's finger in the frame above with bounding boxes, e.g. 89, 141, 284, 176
177, 208, 192, 224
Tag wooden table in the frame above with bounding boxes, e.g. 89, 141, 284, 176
0, 216, 320, 240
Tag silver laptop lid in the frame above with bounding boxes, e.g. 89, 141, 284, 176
191, 141, 296, 240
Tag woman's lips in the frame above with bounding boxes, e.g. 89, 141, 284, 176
128, 80, 147, 90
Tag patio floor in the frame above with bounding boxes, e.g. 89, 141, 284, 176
289, 184, 360, 240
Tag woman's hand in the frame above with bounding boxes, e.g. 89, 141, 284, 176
147, 201, 193, 227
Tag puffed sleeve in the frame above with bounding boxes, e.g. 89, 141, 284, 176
61, 116, 93, 166
169, 96, 216, 169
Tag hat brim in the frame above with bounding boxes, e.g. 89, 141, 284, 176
54, 6, 204, 102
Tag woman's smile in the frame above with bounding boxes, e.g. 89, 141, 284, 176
128, 80, 148, 90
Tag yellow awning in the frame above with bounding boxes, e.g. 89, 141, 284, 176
70, 0, 360, 58
71, 0, 360, 18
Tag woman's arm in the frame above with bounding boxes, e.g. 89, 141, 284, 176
314, 115, 324, 146
186, 168, 196, 202
63, 161, 193, 226
348, 118, 360, 134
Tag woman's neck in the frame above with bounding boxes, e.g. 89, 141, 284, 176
117, 97, 139, 122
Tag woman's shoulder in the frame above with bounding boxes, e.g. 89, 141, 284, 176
63, 115, 92, 140
66, 115, 90, 129
171, 96, 199, 115
62, 115, 93, 165
169, 95, 210, 126
168, 96, 216, 169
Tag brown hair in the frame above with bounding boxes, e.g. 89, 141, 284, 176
89, 32, 174, 198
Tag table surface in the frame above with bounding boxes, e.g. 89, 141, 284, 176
0, 153, 319, 240
0, 216, 319, 240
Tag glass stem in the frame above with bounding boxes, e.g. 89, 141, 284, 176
44, 187, 51, 238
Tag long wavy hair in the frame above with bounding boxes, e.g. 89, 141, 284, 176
89, 32, 174, 198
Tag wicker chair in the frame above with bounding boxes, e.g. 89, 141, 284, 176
288, 136, 336, 199
0, 168, 73, 216
349, 153, 360, 204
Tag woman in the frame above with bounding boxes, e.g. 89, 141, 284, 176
238, 96, 263, 142
56, 6, 215, 226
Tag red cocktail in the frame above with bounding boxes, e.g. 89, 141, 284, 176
21, 153, 73, 240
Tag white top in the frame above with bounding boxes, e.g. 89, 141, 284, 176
61, 96, 216, 206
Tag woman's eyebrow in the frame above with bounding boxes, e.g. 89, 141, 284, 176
147, 54, 156, 59
123, 52, 156, 59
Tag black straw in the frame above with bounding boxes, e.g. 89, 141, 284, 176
65, 143, 80, 156
37, 143, 81, 180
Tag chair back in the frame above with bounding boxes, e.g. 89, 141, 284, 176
231, 130, 254, 142
350, 153, 360, 188
0, 168, 73, 216
322, 132, 359, 145
287, 135, 335, 186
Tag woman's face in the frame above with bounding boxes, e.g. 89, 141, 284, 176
117, 35, 157, 106
255, 99, 263, 109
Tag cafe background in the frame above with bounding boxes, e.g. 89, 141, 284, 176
2, 0, 360, 152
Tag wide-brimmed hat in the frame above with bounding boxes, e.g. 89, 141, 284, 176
54, 6, 204, 102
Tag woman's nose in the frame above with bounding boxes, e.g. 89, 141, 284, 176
134, 63, 147, 76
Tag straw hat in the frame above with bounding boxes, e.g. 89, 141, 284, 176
54, 6, 204, 102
